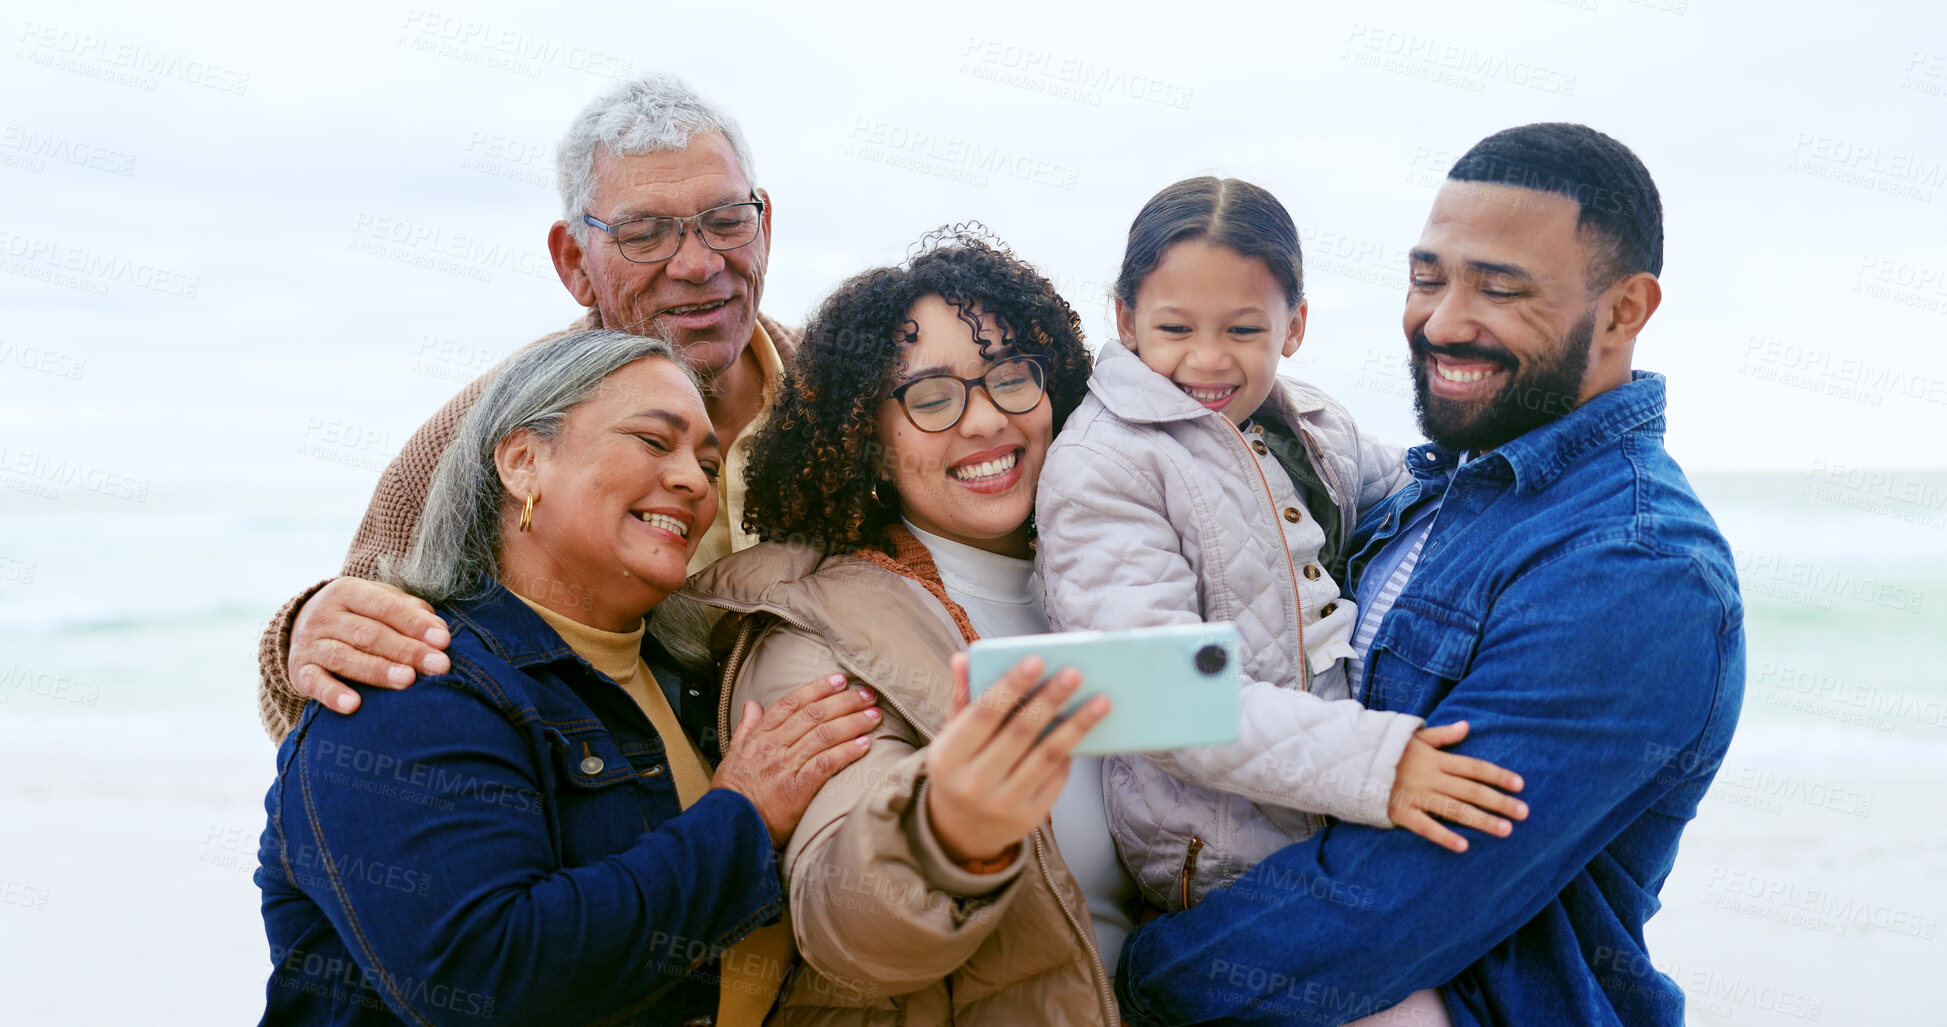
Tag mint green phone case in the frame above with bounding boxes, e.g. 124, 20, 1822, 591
966, 623, 1241, 756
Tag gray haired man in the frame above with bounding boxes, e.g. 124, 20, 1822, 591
257, 75, 793, 739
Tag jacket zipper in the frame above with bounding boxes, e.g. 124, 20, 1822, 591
1034, 830, 1120, 1026
1224, 418, 1309, 691
1177, 835, 1205, 911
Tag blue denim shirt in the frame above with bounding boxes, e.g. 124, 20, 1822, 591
1116, 372, 1745, 1026
256, 582, 783, 1026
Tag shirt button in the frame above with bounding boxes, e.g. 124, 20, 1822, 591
1283, 507, 1302, 523
579, 756, 604, 775
1253, 440, 1269, 455
1320, 602, 1339, 617
1252, 424, 1265, 434
1304, 564, 1322, 580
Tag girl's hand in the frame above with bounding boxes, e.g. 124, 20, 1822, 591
924, 653, 1111, 871
1388, 721, 1528, 853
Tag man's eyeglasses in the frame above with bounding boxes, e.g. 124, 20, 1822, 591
888, 355, 1048, 433
581, 197, 766, 264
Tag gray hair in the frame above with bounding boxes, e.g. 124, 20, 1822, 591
557, 74, 757, 244
391, 328, 715, 671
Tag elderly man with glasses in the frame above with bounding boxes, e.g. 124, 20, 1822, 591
256, 75, 795, 739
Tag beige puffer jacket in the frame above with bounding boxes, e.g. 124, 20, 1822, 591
687, 541, 1119, 1027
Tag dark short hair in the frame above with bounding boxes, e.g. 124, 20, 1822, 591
1114, 176, 1303, 311
741, 227, 1091, 554
1447, 122, 1663, 288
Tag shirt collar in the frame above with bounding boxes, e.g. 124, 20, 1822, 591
902, 520, 1037, 605
1404, 371, 1668, 495
446, 579, 674, 672
1087, 338, 1325, 425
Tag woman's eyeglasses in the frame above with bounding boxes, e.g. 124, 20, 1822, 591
888, 355, 1048, 433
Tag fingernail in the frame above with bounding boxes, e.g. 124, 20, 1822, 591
1512, 776, 1525, 791
1516, 802, 1529, 817
1454, 839, 1468, 852
334, 693, 357, 713
424, 626, 449, 647
865, 709, 881, 720
423, 653, 450, 675
856, 736, 871, 747
828, 674, 848, 689
855, 687, 874, 701
387, 664, 413, 686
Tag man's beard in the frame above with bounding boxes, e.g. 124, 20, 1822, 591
1410, 309, 1595, 453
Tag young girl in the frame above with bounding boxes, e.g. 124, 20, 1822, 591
1036, 177, 1530, 918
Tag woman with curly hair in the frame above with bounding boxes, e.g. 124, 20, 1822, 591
686, 228, 1134, 1025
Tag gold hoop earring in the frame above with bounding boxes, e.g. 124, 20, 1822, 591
519, 493, 535, 532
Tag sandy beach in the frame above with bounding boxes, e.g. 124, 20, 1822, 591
1, 704, 1938, 1024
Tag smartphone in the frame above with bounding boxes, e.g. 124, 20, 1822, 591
966, 623, 1241, 756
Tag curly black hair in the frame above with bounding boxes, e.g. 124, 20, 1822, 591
742, 226, 1091, 554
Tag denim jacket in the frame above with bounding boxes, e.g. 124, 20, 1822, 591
1116, 372, 1745, 1026
256, 582, 783, 1026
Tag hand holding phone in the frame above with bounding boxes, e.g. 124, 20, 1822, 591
923, 653, 1111, 870
967, 624, 1242, 756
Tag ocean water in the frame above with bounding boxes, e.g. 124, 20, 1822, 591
5, 471, 1942, 745
1, 472, 1942, 1023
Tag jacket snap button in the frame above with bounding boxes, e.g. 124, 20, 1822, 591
1320, 602, 1339, 617
1304, 564, 1322, 580
1252, 440, 1269, 455
1283, 507, 1302, 523
642, 764, 665, 778
579, 756, 604, 775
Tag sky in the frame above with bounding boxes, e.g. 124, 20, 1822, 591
3, 0, 1945, 502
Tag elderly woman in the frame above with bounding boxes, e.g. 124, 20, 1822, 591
684, 230, 1130, 1025
255, 330, 879, 1026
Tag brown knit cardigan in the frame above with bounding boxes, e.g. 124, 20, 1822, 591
255, 310, 801, 742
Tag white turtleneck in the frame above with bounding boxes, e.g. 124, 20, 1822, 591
904, 521, 1139, 974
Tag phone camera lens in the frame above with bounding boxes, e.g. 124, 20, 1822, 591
1194, 644, 1228, 675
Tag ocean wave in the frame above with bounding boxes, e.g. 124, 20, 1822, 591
0, 599, 275, 635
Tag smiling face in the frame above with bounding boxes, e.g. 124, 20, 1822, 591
495, 356, 722, 630
1116, 238, 1305, 425
876, 295, 1052, 559
1405, 182, 1613, 452
548, 132, 771, 377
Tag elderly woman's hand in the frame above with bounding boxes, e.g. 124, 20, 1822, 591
923, 654, 1110, 872
713, 674, 882, 848
290, 578, 453, 714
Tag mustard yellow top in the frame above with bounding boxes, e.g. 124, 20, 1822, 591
510, 593, 710, 806
511, 591, 793, 1025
